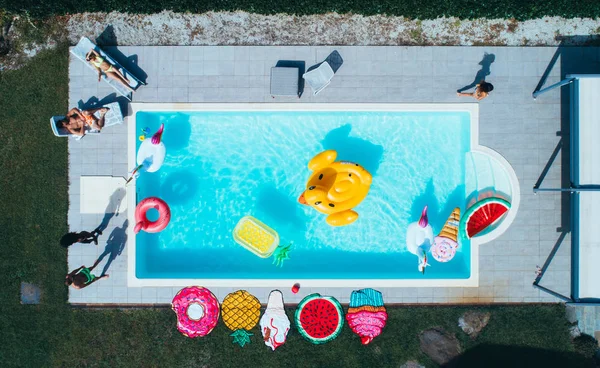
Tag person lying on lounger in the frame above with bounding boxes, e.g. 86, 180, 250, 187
85, 49, 134, 92
59, 107, 109, 136
65, 264, 108, 289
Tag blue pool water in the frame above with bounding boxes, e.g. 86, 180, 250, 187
135, 110, 472, 279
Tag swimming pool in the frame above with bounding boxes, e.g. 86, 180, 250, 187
127, 103, 519, 287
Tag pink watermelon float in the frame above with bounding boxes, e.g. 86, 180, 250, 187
461, 197, 511, 239
295, 293, 344, 344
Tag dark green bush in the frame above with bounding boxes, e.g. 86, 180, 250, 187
573, 334, 599, 360
1, 0, 600, 20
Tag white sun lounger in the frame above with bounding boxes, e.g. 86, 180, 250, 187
71, 37, 144, 100
302, 61, 335, 96
50, 102, 123, 140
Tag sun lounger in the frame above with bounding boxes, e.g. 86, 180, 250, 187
50, 102, 123, 140
302, 61, 335, 96
71, 37, 144, 100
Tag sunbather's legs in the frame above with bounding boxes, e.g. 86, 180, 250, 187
106, 71, 134, 92
85, 108, 109, 130
94, 116, 106, 130
94, 108, 109, 130
110, 68, 129, 83
85, 107, 109, 115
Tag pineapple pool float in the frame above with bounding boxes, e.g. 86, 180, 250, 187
233, 216, 279, 258
222, 290, 262, 347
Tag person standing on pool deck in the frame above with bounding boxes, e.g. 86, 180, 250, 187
60, 230, 102, 247
457, 80, 494, 101
65, 265, 108, 289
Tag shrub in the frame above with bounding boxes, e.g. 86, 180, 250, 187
1, 0, 600, 20
573, 334, 599, 360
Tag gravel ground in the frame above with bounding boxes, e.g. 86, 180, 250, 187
2, 11, 600, 71
66, 11, 600, 46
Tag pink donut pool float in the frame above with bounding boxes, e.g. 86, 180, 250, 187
134, 197, 171, 234
172, 286, 220, 338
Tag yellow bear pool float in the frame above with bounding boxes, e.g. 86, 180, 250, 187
298, 150, 372, 226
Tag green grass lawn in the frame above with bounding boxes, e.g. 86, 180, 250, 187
0, 47, 593, 368
4, 0, 600, 21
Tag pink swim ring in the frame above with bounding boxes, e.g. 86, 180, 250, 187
134, 197, 171, 234
172, 286, 220, 338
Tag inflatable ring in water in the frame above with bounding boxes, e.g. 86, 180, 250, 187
298, 150, 372, 226
172, 286, 220, 338
134, 197, 171, 234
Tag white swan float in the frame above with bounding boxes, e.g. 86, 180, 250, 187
405, 205, 434, 274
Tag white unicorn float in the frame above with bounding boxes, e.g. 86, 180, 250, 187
405, 205, 434, 274
126, 124, 166, 184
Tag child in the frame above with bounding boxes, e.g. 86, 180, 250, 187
65, 264, 108, 289
457, 81, 494, 101
60, 230, 102, 247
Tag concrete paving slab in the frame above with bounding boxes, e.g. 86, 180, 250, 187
68, 45, 586, 305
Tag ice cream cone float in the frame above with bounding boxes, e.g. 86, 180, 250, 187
345, 288, 387, 345
431, 208, 460, 262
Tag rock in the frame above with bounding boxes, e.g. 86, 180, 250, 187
0, 37, 10, 56
419, 328, 462, 366
20, 282, 41, 304
565, 305, 578, 324
458, 311, 491, 339
399, 361, 425, 368
569, 325, 582, 339
0, 21, 11, 56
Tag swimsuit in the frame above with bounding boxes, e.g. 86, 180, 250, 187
78, 268, 96, 285
67, 111, 94, 129
90, 56, 116, 73
82, 113, 95, 126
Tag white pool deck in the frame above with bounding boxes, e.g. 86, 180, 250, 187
68, 45, 573, 305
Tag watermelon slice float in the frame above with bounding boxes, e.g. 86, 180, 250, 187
295, 294, 344, 344
461, 197, 511, 239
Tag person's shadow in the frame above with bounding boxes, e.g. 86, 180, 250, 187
457, 52, 496, 93
78, 93, 130, 119
95, 220, 128, 276
95, 187, 126, 235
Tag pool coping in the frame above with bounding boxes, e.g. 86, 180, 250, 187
127, 103, 519, 288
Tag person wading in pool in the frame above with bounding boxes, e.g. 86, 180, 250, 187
65, 264, 108, 289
